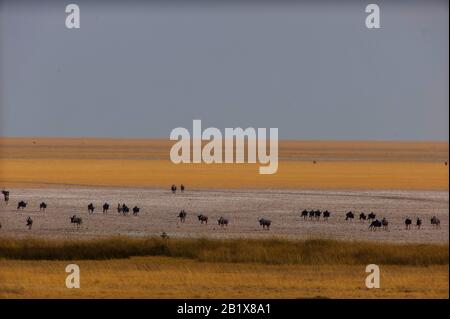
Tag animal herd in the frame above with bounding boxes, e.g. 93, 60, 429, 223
0, 188, 444, 234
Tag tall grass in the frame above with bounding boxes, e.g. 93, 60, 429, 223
0, 237, 447, 265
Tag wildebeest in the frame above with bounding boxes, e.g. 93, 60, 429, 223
132, 206, 140, 216
359, 212, 367, 221
17, 201, 27, 210
345, 211, 354, 221
308, 210, 315, 220
381, 218, 389, 231
70, 215, 83, 229
197, 214, 208, 224
87, 203, 95, 214
103, 203, 110, 213
431, 216, 441, 228
39, 202, 47, 212
1, 190, 9, 204
314, 210, 321, 220
161, 232, 169, 239
117, 203, 130, 215
323, 210, 331, 221
369, 219, 382, 231
171, 184, 177, 194
368, 212, 376, 221
26, 216, 33, 230
218, 217, 229, 227
300, 210, 308, 220
259, 218, 271, 230
405, 218, 412, 230
180, 184, 185, 192
416, 217, 422, 229
178, 210, 187, 223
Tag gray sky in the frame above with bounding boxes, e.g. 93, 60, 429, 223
0, 0, 448, 140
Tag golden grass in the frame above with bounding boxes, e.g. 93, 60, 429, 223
0, 238, 447, 298
0, 258, 447, 298
0, 237, 447, 266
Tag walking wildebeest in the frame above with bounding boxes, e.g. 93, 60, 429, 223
405, 218, 412, 230
345, 211, 354, 221
218, 217, 229, 227
87, 203, 95, 214
70, 215, 83, 229
103, 203, 110, 213
368, 212, 376, 221
359, 212, 367, 221
132, 206, 140, 216
300, 210, 308, 220
39, 202, 47, 212
171, 184, 177, 194
314, 210, 321, 221
259, 218, 271, 230
26, 216, 33, 230
416, 217, 422, 229
197, 214, 208, 224
1, 190, 9, 204
431, 216, 441, 228
161, 232, 169, 239
308, 210, 315, 220
323, 210, 331, 221
17, 201, 27, 210
381, 218, 389, 231
178, 210, 187, 223
180, 184, 185, 192
117, 204, 129, 215
369, 219, 382, 231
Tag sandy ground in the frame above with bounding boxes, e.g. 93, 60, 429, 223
0, 187, 447, 243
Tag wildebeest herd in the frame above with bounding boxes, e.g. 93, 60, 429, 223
0, 187, 443, 234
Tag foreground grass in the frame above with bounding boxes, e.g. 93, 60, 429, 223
0, 257, 448, 298
0, 237, 448, 266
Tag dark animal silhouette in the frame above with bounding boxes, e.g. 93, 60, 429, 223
132, 206, 140, 216
178, 210, 187, 223
161, 232, 169, 239
197, 214, 208, 224
369, 219, 382, 231
416, 217, 422, 229
70, 215, 83, 229
1, 190, 9, 204
368, 212, 376, 221
323, 210, 331, 221
314, 210, 321, 220
431, 216, 441, 228
102, 203, 110, 213
87, 203, 95, 214
259, 218, 271, 230
17, 201, 27, 210
405, 218, 412, 230
117, 203, 129, 215
381, 218, 389, 231
26, 216, 33, 230
359, 213, 367, 221
39, 202, 47, 212
300, 210, 308, 220
308, 210, 315, 220
171, 185, 177, 194
345, 211, 354, 221
218, 217, 229, 227
180, 184, 185, 192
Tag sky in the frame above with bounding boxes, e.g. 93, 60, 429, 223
0, 0, 448, 140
